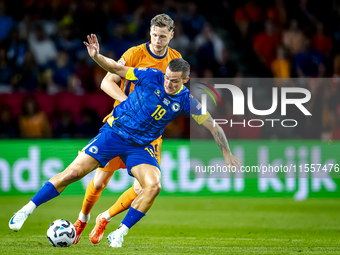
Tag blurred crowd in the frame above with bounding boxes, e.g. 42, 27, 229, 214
0, 0, 340, 140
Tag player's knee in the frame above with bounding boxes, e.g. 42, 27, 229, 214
61, 167, 82, 183
93, 179, 107, 190
144, 181, 161, 198
133, 184, 143, 195
154, 183, 162, 195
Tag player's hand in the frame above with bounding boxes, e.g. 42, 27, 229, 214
224, 153, 242, 175
84, 34, 100, 58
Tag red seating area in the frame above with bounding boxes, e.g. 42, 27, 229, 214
0, 92, 114, 123
83, 93, 115, 120
0, 93, 25, 117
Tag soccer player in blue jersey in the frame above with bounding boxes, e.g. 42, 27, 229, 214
9, 34, 242, 247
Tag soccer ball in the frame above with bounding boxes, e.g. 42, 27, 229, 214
47, 219, 76, 247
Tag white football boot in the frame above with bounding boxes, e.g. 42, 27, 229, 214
9, 209, 30, 231
107, 228, 128, 247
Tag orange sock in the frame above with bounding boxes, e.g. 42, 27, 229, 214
108, 185, 138, 217
81, 179, 103, 215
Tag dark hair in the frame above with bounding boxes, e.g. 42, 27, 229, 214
150, 14, 175, 32
167, 58, 190, 78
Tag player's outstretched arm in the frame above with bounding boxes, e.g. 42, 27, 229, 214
202, 116, 242, 172
84, 34, 130, 78
101, 72, 127, 102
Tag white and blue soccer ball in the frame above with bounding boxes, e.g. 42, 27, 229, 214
47, 219, 76, 247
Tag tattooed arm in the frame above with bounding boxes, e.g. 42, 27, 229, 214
202, 116, 242, 170
203, 116, 231, 154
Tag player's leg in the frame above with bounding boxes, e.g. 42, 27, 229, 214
107, 163, 161, 247
81, 168, 114, 219
104, 137, 161, 219
9, 152, 99, 231
105, 137, 162, 218
107, 179, 142, 218
10, 127, 119, 232
90, 137, 162, 244
89, 158, 140, 244
73, 167, 113, 244
129, 164, 161, 212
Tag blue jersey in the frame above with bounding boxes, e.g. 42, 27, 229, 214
106, 67, 209, 145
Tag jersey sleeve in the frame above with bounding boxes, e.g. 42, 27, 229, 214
125, 67, 162, 85
184, 94, 210, 125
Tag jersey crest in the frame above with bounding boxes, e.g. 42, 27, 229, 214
171, 103, 180, 112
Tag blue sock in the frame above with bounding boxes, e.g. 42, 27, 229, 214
31, 182, 60, 207
121, 207, 146, 229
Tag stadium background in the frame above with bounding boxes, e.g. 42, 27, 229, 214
1, 1, 340, 254
1, 1, 340, 201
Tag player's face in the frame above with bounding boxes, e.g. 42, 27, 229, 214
164, 68, 189, 95
150, 26, 173, 53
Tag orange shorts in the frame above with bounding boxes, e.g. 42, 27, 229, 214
100, 136, 162, 172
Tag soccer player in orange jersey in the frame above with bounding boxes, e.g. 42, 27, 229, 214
73, 14, 182, 244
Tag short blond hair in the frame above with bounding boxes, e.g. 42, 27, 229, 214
150, 14, 175, 32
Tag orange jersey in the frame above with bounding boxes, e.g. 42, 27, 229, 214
103, 42, 182, 122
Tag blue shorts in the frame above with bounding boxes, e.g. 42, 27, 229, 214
83, 125, 159, 177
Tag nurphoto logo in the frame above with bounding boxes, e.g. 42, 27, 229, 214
198, 83, 312, 128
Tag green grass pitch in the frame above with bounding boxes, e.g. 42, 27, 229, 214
1, 196, 340, 254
